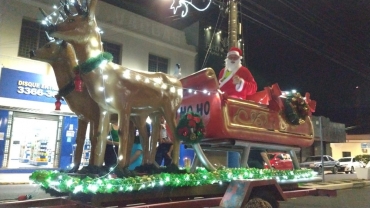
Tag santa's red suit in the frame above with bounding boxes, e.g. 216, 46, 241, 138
218, 65, 257, 99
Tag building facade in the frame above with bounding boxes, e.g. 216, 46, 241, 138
0, 0, 197, 172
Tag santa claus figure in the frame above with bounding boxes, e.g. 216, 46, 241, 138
218, 47, 257, 99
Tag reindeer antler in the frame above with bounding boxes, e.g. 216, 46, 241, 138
44, 31, 55, 41
74, 0, 84, 15
63, 0, 73, 16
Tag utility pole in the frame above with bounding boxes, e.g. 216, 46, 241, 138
228, 0, 238, 48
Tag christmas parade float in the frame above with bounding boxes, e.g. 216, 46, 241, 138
8, 0, 336, 207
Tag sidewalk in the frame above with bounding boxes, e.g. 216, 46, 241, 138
0, 173, 32, 185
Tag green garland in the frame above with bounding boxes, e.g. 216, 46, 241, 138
76, 52, 113, 74
283, 93, 309, 125
176, 112, 205, 144
29, 168, 316, 194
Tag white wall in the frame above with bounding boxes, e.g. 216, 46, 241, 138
0, 0, 197, 112
7, 0, 197, 77
330, 134, 370, 159
0, 0, 52, 74
1, 0, 196, 75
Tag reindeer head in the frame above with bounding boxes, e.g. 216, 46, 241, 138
30, 40, 76, 65
47, 0, 99, 45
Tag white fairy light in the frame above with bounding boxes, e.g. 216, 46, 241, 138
73, 185, 83, 194
135, 74, 141, 81
203, 89, 208, 94
161, 83, 168, 89
188, 89, 193, 93
123, 70, 131, 79
144, 78, 150, 83
66, 179, 73, 187
153, 78, 163, 84
87, 184, 98, 193
178, 89, 183, 96
170, 86, 176, 93
102, 74, 108, 80
99, 87, 104, 91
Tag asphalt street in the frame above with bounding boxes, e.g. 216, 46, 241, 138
280, 186, 370, 208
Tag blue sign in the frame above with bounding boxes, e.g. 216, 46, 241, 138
0, 68, 63, 103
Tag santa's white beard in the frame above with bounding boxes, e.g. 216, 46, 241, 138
225, 58, 242, 71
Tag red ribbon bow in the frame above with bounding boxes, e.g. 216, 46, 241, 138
305, 92, 316, 115
187, 114, 200, 128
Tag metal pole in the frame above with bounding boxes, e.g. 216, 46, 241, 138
320, 116, 325, 182
228, 0, 238, 48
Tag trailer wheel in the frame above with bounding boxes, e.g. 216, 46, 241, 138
244, 197, 272, 208
249, 190, 279, 208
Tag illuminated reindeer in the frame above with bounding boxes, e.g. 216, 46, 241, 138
30, 40, 100, 172
47, 0, 183, 169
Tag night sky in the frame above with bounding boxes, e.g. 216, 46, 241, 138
102, 0, 370, 132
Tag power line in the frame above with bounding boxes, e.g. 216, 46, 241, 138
237, 0, 370, 81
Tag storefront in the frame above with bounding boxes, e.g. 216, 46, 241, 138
0, 67, 80, 172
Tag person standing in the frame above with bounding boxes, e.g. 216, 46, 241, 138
218, 47, 257, 99
155, 116, 173, 166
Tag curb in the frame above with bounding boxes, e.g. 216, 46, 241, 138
0, 181, 31, 185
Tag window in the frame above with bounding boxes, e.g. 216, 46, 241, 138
18, 19, 122, 64
18, 18, 48, 58
102, 41, 121, 64
148, 54, 168, 73
342, 152, 351, 157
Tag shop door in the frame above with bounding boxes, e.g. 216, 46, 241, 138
7, 112, 60, 168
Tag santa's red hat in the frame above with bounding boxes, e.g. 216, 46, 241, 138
227, 47, 242, 57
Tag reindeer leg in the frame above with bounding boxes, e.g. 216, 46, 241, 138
124, 120, 135, 168
69, 119, 88, 173
93, 109, 111, 167
88, 119, 98, 166
149, 114, 160, 165
117, 108, 132, 170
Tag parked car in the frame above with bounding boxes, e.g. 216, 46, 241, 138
300, 155, 340, 174
264, 152, 293, 170
338, 157, 364, 174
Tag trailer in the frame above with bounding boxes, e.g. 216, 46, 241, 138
4, 67, 323, 207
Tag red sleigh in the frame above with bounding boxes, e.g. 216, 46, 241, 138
178, 68, 316, 170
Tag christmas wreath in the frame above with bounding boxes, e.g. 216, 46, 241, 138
176, 112, 205, 144
282, 93, 309, 125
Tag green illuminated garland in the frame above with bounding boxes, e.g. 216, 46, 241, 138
76, 52, 113, 74
176, 112, 205, 144
29, 168, 315, 194
283, 93, 309, 125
